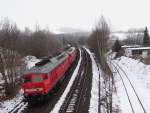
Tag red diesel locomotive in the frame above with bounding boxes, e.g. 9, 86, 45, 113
22, 47, 77, 101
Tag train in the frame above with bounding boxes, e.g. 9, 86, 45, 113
22, 47, 77, 101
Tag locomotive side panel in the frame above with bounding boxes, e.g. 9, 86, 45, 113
43, 74, 50, 93
50, 69, 58, 89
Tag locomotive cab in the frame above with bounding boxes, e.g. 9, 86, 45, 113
22, 73, 48, 100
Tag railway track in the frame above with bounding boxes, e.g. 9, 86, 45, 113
59, 48, 90, 113
7, 100, 28, 113
110, 61, 147, 113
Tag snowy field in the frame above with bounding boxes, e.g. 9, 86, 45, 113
112, 56, 150, 113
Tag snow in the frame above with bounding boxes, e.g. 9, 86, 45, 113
111, 56, 150, 113
50, 49, 82, 113
0, 89, 25, 113
17, 102, 28, 113
0, 80, 4, 85
52, 30, 66, 34
23, 55, 40, 69
84, 48, 100, 113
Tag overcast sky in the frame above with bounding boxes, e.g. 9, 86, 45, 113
0, 0, 149, 32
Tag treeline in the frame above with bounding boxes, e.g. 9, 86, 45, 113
0, 19, 62, 58
122, 28, 144, 45
87, 16, 110, 71
120, 27, 150, 47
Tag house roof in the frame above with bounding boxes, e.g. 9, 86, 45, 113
122, 45, 141, 48
126, 47, 150, 50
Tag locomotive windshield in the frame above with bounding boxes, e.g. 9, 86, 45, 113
24, 76, 31, 83
33, 75, 42, 83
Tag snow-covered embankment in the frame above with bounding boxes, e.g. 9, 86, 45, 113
112, 56, 150, 113
85, 48, 100, 113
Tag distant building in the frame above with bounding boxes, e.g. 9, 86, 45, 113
121, 45, 141, 49
125, 47, 150, 58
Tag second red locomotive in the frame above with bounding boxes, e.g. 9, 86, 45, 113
22, 47, 77, 101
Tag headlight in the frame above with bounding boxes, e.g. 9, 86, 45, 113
25, 87, 43, 92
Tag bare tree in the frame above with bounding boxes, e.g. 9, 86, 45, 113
123, 28, 144, 45
0, 19, 21, 96
88, 16, 114, 113
88, 16, 110, 72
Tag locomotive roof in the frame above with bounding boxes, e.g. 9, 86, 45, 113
24, 47, 75, 74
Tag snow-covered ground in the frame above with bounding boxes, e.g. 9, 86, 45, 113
0, 90, 26, 113
85, 48, 100, 113
111, 56, 150, 113
0, 73, 4, 84
23, 55, 40, 69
